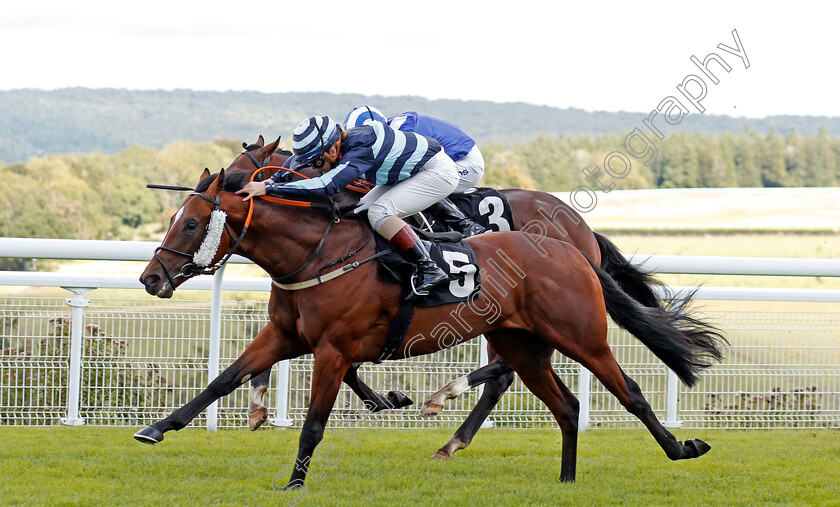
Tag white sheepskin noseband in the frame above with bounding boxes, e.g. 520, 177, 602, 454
193, 210, 227, 267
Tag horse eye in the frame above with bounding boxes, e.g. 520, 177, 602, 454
185, 220, 199, 231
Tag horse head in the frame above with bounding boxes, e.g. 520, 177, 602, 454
225, 135, 291, 181
140, 168, 239, 298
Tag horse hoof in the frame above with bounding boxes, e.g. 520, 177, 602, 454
134, 425, 163, 444
685, 438, 711, 457
249, 407, 269, 431
430, 449, 451, 460
386, 391, 414, 409
419, 402, 444, 417
281, 479, 306, 491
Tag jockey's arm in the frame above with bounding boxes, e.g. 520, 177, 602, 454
263, 157, 369, 199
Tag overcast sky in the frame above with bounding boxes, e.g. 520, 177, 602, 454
1, 1, 835, 119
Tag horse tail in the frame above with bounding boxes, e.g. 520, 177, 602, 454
594, 232, 666, 309
584, 255, 727, 388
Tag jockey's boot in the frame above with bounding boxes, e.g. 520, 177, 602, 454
430, 197, 485, 237
401, 238, 448, 296
382, 217, 448, 295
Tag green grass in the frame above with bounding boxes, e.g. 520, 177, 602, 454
607, 232, 840, 259
1, 427, 839, 506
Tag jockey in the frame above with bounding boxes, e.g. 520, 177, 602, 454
238, 115, 459, 295
344, 106, 486, 237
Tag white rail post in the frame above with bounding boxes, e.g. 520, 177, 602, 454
663, 368, 682, 428
206, 265, 225, 431
60, 287, 90, 426
271, 360, 293, 427
578, 365, 591, 431
478, 334, 494, 429
478, 335, 489, 396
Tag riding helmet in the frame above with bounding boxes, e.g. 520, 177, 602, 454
290, 116, 341, 169
343, 106, 387, 129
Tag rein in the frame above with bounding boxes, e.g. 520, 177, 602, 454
239, 152, 381, 290
253, 165, 335, 210
154, 147, 375, 289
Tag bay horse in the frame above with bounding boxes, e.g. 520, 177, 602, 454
226, 136, 668, 459
135, 167, 725, 487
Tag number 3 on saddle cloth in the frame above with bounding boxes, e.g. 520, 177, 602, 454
418, 187, 514, 234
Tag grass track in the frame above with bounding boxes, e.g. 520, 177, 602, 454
1, 427, 839, 506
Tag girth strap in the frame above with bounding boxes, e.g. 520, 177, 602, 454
373, 294, 415, 364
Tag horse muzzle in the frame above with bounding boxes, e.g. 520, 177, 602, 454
140, 272, 175, 299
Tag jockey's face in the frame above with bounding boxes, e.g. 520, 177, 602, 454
322, 138, 342, 169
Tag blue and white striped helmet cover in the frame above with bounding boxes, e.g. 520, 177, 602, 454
291, 116, 341, 166
343, 106, 386, 128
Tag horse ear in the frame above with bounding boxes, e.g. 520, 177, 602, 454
198, 167, 211, 185
266, 136, 282, 155
257, 135, 265, 147
207, 169, 225, 197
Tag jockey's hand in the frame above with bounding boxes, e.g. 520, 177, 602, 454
237, 181, 267, 201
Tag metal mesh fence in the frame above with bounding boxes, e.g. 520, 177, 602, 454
1, 296, 838, 429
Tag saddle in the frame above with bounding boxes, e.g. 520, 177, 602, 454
373, 228, 480, 308
371, 227, 481, 363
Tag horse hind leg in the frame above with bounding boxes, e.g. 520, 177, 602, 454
578, 344, 711, 461
484, 330, 580, 483
430, 369, 515, 459
248, 368, 272, 431
421, 356, 513, 416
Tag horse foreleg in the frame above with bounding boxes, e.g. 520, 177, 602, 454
421, 355, 513, 416
134, 322, 307, 444
283, 348, 350, 489
341, 363, 414, 413
247, 362, 413, 432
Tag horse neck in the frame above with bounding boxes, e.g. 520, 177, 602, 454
221, 193, 367, 280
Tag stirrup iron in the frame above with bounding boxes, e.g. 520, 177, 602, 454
409, 273, 430, 297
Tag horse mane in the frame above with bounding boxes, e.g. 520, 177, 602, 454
194, 166, 361, 217
195, 171, 250, 194
242, 143, 293, 158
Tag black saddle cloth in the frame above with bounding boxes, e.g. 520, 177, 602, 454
374, 231, 481, 308
413, 187, 514, 233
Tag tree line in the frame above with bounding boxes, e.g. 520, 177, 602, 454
482, 128, 840, 191
4, 88, 840, 164
0, 129, 837, 244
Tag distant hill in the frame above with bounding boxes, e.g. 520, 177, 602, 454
2, 88, 840, 163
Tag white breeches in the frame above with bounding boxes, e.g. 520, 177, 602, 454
357, 151, 460, 231
453, 145, 485, 193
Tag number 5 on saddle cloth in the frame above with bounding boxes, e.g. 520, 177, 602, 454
364, 187, 512, 363
372, 230, 481, 363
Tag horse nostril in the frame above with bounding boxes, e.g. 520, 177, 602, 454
143, 274, 159, 287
